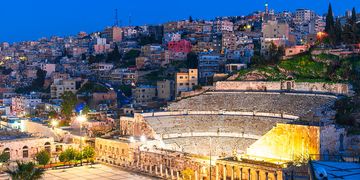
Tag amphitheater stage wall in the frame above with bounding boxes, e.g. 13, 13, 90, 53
320, 124, 346, 155
247, 123, 321, 161
215, 81, 351, 95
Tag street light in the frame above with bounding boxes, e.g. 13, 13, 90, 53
140, 135, 147, 142
129, 136, 135, 143
76, 115, 87, 166
51, 120, 59, 129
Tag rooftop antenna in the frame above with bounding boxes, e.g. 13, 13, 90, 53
114, 9, 119, 27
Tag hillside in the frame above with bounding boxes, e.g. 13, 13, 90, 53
235, 53, 359, 83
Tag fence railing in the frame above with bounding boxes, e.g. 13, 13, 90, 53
309, 154, 360, 163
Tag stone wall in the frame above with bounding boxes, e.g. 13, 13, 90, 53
21, 120, 76, 143
320, 125, 346, 155
215, 81, 281, 91
215, 81, 352, 96
247, 123, 320, 161
0, 137, 54, 161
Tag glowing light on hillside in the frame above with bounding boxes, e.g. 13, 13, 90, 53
316, 32, 328, 41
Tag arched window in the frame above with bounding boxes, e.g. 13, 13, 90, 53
3, 148, 10, 158
55, 145, 62, 152
44, 142, 51, 153
23, 146, 29, 158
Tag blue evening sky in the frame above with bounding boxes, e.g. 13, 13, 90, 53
0, 0, 359, 42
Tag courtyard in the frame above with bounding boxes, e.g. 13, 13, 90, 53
0, 164, 156, 180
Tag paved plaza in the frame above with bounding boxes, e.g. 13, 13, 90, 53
0, 164, 156, 180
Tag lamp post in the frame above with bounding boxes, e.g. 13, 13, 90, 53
209, 137, 212, 180
51, 120, 59, 130
76, 115, 87, 166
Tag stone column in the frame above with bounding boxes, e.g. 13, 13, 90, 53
149, 165, 152, 174
248, 169, 251, 180
265, 172, 268, 180
195, 170, 198, 180
177, 171, 180, 180
274, 172, 278, 180
160, 164, 163, 176
223, 165, 227, 180
231, 166, 234, 180
256, 170, 260, 180
166, 168, 169, 178
171, 169, 174, 179
239, 168, 243, 180
216, 165, 219, 180
155, 165, 158, 175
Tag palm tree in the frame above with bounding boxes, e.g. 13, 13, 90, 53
5, 161, 44, 180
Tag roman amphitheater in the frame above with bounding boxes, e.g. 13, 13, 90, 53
103, 81, 351, 179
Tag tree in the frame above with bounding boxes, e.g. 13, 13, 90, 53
121, 49, 140, 67
325, 3, 334, 33
82, 146, 95, 163
106, 44, 121, 64
334, 19, 343, 45
325, 3, 337, 45
82, 105, 90, 115
5, 161, 44, 180
0, 152, 10, 163
268, 42, 283, 64
61, 91, 78, 120
48, 110, 58, 119
59, 148, 78, 165
342, 7, 359, 44
186, 52, 198, 69
35, 150, 50, 168
181, 168, 195, 180
189, 16, 193, 23
81, 53, 86, 60
351, 7, 357, 24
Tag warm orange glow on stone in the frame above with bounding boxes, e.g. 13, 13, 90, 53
247, 123, 320, 162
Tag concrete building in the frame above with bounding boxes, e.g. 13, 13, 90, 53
91, 63, 114, 72
213, 20, 234, 33
102, 26, 123, 43
225, 63, 247, 73
198, 53, 223, 80
157, 80, 175, 101
261, 20, 290, 54
294, 9, 316, 24
175, 69, 198, 96
168, 40, 192, 54
132, 85, 157, 104
163, 32, 181, 45
11, 95, 42, 117
93, 37, 111, 54
40, 63, 56, 77
0, 131, 54, 161
50, 79, 77, 99
284, 45, 309, 57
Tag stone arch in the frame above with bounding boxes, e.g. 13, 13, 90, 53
22, 146, 29, 158
3, 148, 10, 158
44, 142, 51, 153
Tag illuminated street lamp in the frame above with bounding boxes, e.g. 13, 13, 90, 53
76, 115, 87, 166
51, 120, 59, 129
129, 136, 135, 143
140, 135, 147, 142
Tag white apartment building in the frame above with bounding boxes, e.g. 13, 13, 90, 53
50, 79, 77, 99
